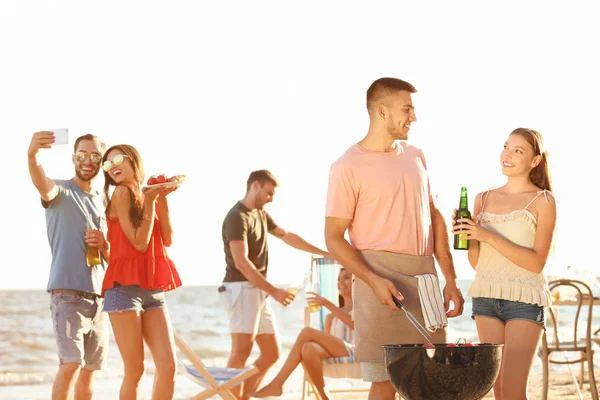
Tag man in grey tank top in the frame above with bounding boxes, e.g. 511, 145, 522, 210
27, 131, 110, 400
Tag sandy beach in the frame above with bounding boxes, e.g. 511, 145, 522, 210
2, 286, 598, 399
0, 369, 595, 399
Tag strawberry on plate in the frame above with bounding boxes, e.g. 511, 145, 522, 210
145, 173, 186, 188
155, 174, 168, 184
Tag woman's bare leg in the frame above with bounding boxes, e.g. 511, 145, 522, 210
301, 342, 336, 400
501, 320, 542, 400
250, 327, 349, 398
109, 311, 145, 400
142, 308, 177, 400
475, 316, 506, 400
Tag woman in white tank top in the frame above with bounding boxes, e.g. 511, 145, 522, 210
452, 128, 556, 400
251, 268, 354, 400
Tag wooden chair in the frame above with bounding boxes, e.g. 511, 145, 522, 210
541, 279, 598, 400
174, 331, 259, 400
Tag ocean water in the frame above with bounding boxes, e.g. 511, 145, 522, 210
0, 282, 598, 398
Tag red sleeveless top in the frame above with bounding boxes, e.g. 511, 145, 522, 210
101, 215, 182, 296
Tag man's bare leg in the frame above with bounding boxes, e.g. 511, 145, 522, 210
369, 381, 397, 400
74, 369, 95, 400
52, 363, 81, 400
227, 333, 255, 399
241, 333, 280, 400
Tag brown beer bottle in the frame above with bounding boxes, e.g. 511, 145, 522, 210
453, 186, 471, 250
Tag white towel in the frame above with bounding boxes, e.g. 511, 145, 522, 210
415, 274, 448, 332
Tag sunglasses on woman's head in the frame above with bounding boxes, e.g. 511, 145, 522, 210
102, 154, 129, 172
74, 152, 102, 164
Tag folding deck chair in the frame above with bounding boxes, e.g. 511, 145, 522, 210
174, 331, 259, 400
301, 256, 369, 399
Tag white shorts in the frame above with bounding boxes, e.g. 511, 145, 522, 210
219, 281, 277, 335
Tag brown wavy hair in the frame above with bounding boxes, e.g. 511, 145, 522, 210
102, 144, 146, 228
510, 128, 553, 192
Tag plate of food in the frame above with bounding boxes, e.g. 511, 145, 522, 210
145, 174, 187, 188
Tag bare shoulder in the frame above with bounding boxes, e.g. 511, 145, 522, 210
532, 190, 557, 212
473, 190, 488, 206
478, 187, 496, 199
112, 185, 131, 203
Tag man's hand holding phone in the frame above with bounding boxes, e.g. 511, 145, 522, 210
52, 128, 69, 145
28, 129, 69, 157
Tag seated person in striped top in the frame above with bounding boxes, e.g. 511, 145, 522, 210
251, 268, 354, 400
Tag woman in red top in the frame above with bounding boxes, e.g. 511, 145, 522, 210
101, 144, 182, 400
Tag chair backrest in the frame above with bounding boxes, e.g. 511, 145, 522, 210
546, 279, 595, 350
310, 256, 342, 331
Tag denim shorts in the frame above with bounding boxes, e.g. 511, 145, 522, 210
50, 291, 109, 369
103, 283, 166, 313
472, 297, 545, 328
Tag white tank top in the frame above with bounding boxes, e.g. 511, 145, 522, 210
467, 189, 553, 306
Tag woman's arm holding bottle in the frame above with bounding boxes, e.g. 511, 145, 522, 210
466, 193, 483, 269
308, 292, 354, 330
456, 195, 557, 274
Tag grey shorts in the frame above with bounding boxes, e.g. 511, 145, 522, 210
50, 291, 109, 370
361, 362, 389, 382
472, 297, 545, 328
103, 283, 166, 313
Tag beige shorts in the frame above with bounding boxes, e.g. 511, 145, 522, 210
219, 281, 277, 335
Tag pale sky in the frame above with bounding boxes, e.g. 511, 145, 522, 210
2, 1, 598, 290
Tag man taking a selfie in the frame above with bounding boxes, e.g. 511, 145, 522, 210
28, 131, 110, 400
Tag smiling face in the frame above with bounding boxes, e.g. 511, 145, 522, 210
337, 268, 352, 297
383, 91, 417, 141
501, 133, 541, 178
103, 150, 134, 184
102, 144, 145, 187
72, 139, 104, 182
103, 150, 132, 185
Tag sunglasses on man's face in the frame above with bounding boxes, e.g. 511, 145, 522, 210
74, 152, 102, 164
102, 154, 129, 172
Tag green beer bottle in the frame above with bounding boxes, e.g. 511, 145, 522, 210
453, 186, 471, 250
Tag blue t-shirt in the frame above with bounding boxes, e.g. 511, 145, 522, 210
43, 179, 107, 295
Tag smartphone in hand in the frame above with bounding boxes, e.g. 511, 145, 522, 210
51, 128, 69, 145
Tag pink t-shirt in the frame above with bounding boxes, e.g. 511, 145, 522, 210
326, 142, 435, 256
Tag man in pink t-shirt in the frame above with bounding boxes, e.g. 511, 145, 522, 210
325, 77, 465, 400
